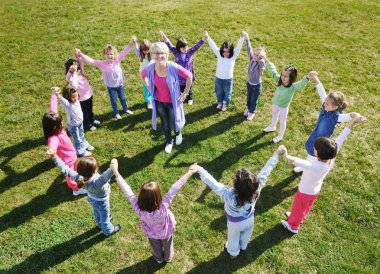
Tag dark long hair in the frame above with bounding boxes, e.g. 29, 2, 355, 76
278, 64, 297, 87
42, 112, 63, 140
176, 37, 188, 52
234, 168, 259, 207
219, 41, 234, 58
139, 39, 152, 62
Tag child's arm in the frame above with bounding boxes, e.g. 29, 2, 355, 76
338, 112, 360, 123
116, 43, 132, 63
131, 36, 140, 58
160, 31, 177, 54
230, 33, 245, 61
187, 38, 205, 56
140, 68, 151, 94
257, 150, 280, 191
75, 48, 103, 68
49, 87, 59, 114
244, 32, 253, 60
291, 75, 309, 92
336, 115, 367, 151
177, 66, 193, 103
265, 62, 280, 83
311, 74, 327, 104
206, 33, 220, 57
279, 145, 321, 170
46, 149, 80, 180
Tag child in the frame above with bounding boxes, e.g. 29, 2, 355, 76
159, 31, 206, 105
279, 115, 367, 233
111, 159, 196, 263
293, 72, 359, 173
205, 31, 245, 111
65, 57, 100, 131
46, 149, 121, 237
132, 36, 153, 109
190, 149, 281, 257
241, 32, 266, 121
42, 87, 86, 196
262, 56, 311, 143
53, 86, 94, 157
76, 39, 134, 119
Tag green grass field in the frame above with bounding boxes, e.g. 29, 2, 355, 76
0, 0, 379, 273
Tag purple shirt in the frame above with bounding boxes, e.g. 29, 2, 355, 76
82, 45, 131, 88
246, 39, 266, 85
116, 176, 187, 239
165, 39, 204, 85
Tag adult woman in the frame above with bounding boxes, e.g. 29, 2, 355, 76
141, 42, 193, 153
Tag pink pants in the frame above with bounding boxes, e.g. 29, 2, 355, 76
288, 190, 319, 230
65, 163, 78, 191
269, 104, 289, 137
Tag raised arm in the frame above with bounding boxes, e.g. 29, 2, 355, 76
131, 36, 140, 58
162, 168, 196, 207
206, 34, 220, 57
266, 62, 280, 83
47, 151, 80, 180
291, 76, 309, 92
187, 38, 205, 55
244, 33, 253, 60
336, 115, 366, 151
230, 35, 244, 61
195, 165, 230, 203
257, 151, 280, 191
116, 43, 132, 62
75, 48, 103, 68
49, 87, 59, 114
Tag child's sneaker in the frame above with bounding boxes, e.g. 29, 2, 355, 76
147, 102, 153, 109
125, 109, 133, 114
115, 114, 122, 119
81, 151, 92, 157
92, 120, 101, 125
216, 103, 222, 109
89, 126, 97, 131
108, 224, 121, 236
188, 100, 193, 105
281, 220, 299, 234
263, 125, 276, 132
73, 188, 87, 196
221, 104, 227, 112
243, 110, 249, 117
285, 211, 304, 223
247, 112, 255, 121
164, 143, 173, 154
175, 134, 183, 145
154, 257, 164, 264
292, 166, 303, 173
87, 145, 95, 151
273, 135, 283, 143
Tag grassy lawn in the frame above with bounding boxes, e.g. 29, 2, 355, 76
0, 0, 379, 273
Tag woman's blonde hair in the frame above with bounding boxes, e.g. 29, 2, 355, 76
150, 42, 169, 61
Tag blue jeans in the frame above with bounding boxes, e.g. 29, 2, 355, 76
87, 196, 114, 236
246, 82, 262, 113
107, 85, 128, 115
67, 123, 89, 156
215, 77, 233, 104
226, 216, 255, 256
155, 101, 180, 144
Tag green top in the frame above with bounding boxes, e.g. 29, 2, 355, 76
267, 62, 309, 108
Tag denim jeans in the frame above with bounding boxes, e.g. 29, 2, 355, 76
226, 216, 255, 256
87, 196, 114, 236
80, 96, 94, 130
107, 85, 128, 115
67, 123, 89, 156
215, 77, 233, 104
155, 100, 180, 144
180, 84, 193, 101
246, 82, 262, 113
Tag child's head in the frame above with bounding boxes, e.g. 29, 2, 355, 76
176, 37, 189, 53
42, 113, 63, 140
65, 59, 80, 75
234, 168, 259, 206
279, 65, 297, 87
76, 156, 99, 188
253, 47, 265, 62
219, 41, 234, 58
137, 181, 162, 212
314, 137, 337, 161
139, 39, 151, 62
63, 84, 79, 103
325, 92, 348, 112
151, 42, 170, 63
103, 44, 118, 63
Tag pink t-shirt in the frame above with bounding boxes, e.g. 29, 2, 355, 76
66, 72, 93, 101
141, 66, 191, 103
48, 130, 77, 166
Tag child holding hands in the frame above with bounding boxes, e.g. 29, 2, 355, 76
111, 159, 197, 263
279, 114, 367, 233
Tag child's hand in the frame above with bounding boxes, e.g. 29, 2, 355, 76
277, 145, 287, 156
110, 159, 119, 174
159, 31, 167, 42
350, 112, 360, 120
131, 36, 137, 43
203, 31, 209, 40
353, 115, 367, 124
69, 64, 77, 73
75, 48, 82, 57
189, 163, 201, 174
51, 87, 61, 96
241, 31, 248, 39
46, 148, 57, 159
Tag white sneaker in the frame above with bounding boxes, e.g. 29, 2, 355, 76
125, 109, 133, 114
221, 104, 227, 112
243, 110, 249, 117
285, 211, 304, 223
115, 114, 122, 119
247, 112, 255, 121
293, 166, 303, 173
87, 145, 95, 151
216, 103, 222, 109
73, 188, 87, 196
175, 134, 183, 145
164, 143, 173, 154
89, 126, 97, 131
147, 102, 153, 109
188, 100, 193, 105
92, 120, 101, 125
273, 135, 283, 143
82, 151, 92, 157
281, 220, 299, 233
263, 125, 276, 132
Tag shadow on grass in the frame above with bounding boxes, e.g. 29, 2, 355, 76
116, 256, 166, 274
0, 175, 81, 234
8, 227, 105, 274
186, 224, 292, 274
0, 138, 51, 194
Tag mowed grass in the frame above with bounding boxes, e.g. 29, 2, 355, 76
0, 0, 379, 273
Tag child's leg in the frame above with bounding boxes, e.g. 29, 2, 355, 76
65, 163, 79, 191
268, 104, 280, 128
88, 96, 95, 124
288, 190, 318, 230
246, 82, 253, 110
222, 78, 233, 105
97, 198, 115, 236
155, 101, 173, 144
278, 106, 289, 137
226, 221, 242, 256
68, 124, 89, 156
107, 87, 119, 115
239, 217, 255, 251
248, 83, 262, 114
80, 98, 91, 129
142, 83, 152, 103
87, 196, 101, 229
215, 77, 223, 104
162, 235, 174, 262
116, 85, 129, 112
148, 238, 164, 262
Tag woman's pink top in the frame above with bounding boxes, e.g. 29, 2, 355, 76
141, 66, 191, 103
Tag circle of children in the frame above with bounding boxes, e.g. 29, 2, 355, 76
42, 30, 366, 261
